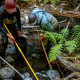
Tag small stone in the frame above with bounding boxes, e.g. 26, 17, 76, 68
5, 55, 14, 63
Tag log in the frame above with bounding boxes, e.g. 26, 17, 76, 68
65, 72, 80, 79
49, 10, 80, 18
57, 56, 80, 72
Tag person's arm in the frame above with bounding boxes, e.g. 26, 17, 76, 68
16, 7, 21, 36
42, 23, 53, 32
0, 15, 15, 42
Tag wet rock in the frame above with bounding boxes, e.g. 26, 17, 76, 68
24, 77, 32, 80
23, 72, 32, 80
5, 55, 14, 63
5, 44, 16, 55
0, 67, 15, 79
36, 72, 49, 78
22, 31, 28, 35
47, 70, 60, 80
2, 79, 13, 80
23, 72, 30, 77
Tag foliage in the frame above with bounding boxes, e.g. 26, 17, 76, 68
15, 0, 60, 5
20, 0, 29, 1
40, 25, 80, 62
43, 32, 57, 45
38, 0, 60, 5
72, 25, 80, 49
35, 25, 80, 62
15, 0, 28, 2
64, 40, 77, 54
60, 29, 69, 39
72, 25, 80, 39
49, 44, 62, 62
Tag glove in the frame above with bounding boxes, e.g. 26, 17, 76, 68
18, 30, 21, 37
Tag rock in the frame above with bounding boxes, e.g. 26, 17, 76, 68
24, 77, 32, 80
5, 55, 14, 63
23, 72, 30, 77
5, 44, 16, 55
23, 72, 32, 80
0, 67, 15, 78
22, 30, 28, 35
2, 79, 13, 80
47, 70, 60, 80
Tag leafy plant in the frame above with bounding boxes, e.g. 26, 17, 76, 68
64, 40, 77, 54
15, 0, 28, 2
43, 32, 57, 45
72, 25, 80, 39
50, 0, 60, 5
49, 44, 62, 62
60, 29, 69, 39
35, 25, 80, 62
38, 0, 60, 5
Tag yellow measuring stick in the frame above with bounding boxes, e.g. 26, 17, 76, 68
4, 23, 39, 80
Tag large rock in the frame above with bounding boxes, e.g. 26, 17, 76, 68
47, 70, 60, 80
5, 44, 16, 55
0, 67, 15, 79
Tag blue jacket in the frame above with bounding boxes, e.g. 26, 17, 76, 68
32, 8, 57, 32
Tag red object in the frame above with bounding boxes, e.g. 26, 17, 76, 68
13, 40, 16, 43
18, 33, 21, 37
5, 0, 17, 13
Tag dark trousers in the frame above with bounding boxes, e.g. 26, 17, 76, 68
7, 25, 24, 63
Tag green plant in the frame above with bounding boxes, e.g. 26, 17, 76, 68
60, 29, 69, 39
38, 0, 60, 5
35, 25, 80, 62
64, 40, 77, 54
43, 32, 57, 45
49, 44, 62, 62
72, 25, 80, 39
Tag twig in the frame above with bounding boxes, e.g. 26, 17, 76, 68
56, 61, 64, 76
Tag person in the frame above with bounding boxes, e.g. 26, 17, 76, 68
0, 0, 21, 64
28, 7, 58, 53
28, 7, 58, 32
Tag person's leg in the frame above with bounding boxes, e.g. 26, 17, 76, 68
11, 26, 25, 64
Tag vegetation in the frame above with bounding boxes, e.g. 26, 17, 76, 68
37, 25, 80, 62
15, 0, 60, 5
38, 0, 60, 5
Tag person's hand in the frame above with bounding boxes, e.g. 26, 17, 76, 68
18, 30, 21, 37
6, 34, 16, 43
